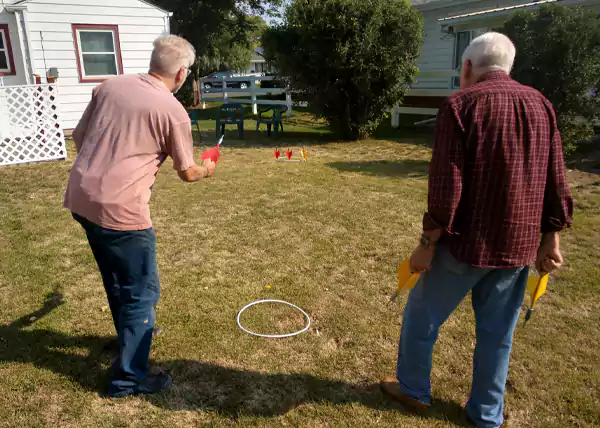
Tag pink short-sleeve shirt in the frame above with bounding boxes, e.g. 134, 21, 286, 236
64, 74, 196, 231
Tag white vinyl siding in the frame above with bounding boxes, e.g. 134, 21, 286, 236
411, 0, 532, 95
24, 0, 169, 128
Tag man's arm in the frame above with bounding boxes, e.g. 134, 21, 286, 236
72, 88, 98, 153
167, 119, 217, 182
536, 107, 574, 275
423, 98, 464, 241
541, 108, 574, 235
178, 160, 215, 182
410, 99, 464, 272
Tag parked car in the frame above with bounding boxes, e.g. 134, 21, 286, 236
203, 71, 251, 90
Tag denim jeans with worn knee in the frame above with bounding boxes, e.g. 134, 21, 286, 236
396, 246, 527, 428
74, 214, 160, 397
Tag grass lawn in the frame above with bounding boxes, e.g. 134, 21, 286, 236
0, 118, 599, 428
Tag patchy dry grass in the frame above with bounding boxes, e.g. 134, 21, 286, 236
0, 125, 598, 428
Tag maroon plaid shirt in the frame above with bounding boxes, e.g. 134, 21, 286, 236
424, 71, 573, 268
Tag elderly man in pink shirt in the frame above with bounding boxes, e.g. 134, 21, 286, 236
64, 35, 215, 398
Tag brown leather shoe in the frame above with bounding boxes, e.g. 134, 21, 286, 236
380, 376, 430, 411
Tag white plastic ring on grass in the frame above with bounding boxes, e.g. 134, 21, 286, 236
237, 299, 311, 338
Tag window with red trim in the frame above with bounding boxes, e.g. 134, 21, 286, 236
0, 24, 17, 76
72, 24, 123, 83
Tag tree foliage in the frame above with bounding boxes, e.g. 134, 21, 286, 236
263, 0, 422, 140
154, 0, 280, 76
502, 4, 600, 155
247, 15, 269, 47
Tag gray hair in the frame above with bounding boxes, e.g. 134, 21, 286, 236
462, 32, 516, 75
150, 35, 196, 77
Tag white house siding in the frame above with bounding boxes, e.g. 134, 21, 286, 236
24, 0, 169, 128
0, 6, 28, 86
412, 0, 543, 95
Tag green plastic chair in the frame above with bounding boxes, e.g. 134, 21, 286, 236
216, 103, 245, 139
187, 109, 201, 133
256, 105, 287, 137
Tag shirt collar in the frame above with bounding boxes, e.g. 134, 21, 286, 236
476, 70, 511, 84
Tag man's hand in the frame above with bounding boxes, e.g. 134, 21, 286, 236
202, 159, 216, 177
535, 232, 563, 275
178, 159, 216, 182
409, 244, 436, 273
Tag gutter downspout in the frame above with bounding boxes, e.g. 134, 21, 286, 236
6, 4, 35, 85
165, 12, 173, 34
21, 10, 36, 84
15, 11, 33, 84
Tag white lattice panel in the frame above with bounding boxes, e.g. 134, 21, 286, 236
0, 84, 67, 167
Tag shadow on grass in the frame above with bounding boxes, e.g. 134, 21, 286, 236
189, 103, 314, 121
0, 294, 470, 426
190, 104, 436, 148
8, 289, 65, 329
372, 122, 434, 147
327, 160, 429, 178
201, 125, 434, 149
190, 106, 334, 147
193, 129, 336, 149
144, 360, 471, 426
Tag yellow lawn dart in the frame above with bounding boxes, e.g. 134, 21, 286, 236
524, 274, 549, 326
389, 260, 549, 327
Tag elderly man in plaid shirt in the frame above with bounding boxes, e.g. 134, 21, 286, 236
381, 33, 573, 428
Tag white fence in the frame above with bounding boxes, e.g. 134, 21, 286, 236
199, 75, 293, 116
0, 84, 67, 166
198, 70, 460, 127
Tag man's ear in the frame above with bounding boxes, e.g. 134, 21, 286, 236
459, 58, 473, 89
176, 67, 186, 82
464, 59, 473, 78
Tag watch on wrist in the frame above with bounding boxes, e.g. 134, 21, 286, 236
420, 234, 437, 249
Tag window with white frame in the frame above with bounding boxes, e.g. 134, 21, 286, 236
453, 31, 471, 88
452, 29, 489, 88
72, 24, 123, 82
0, 24, 16, 75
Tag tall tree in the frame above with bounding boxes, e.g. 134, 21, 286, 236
154, 0, 281, 105
502, 4, 600, 155
155, 0, 282, 76
247, 15, 269, 47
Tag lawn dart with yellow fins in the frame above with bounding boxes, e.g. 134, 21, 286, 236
389, 260, 550, 326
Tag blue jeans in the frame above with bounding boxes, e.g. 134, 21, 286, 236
74, 214, 160, 397
397, 246, 527, 428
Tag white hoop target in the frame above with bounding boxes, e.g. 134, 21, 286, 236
236, 299, 311, 338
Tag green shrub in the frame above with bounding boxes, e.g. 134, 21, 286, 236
263, 0, 423, 140
175, 79, 195, 108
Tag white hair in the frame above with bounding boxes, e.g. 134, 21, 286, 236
462, 32, 516, 75
150, 35, 196, 77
